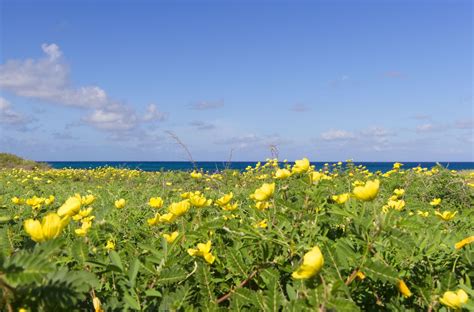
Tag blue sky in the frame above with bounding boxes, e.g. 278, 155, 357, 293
0, 0, 472, 161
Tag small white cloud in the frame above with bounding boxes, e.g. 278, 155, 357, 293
189, 121, 215, 131
189, 100, 224, 110
83, 104, 137, 131
143, 104, 168, 122
320, 129, 355, 141
0, 96, 29, 125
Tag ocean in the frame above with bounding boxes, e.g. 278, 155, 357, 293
45, 161, 474, 172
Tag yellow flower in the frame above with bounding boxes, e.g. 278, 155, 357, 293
216, 193, 233, 206
187, 241, 216, 264
24, 213, 70, 242
292, 157, 310, 174
44, 195, 55, 205
455, 236, 474, 250
149, 197, 164, 208
352, 180, 380, 201
81, 194, 96, 206
190, 171, 203, 179
435, 210, 457, 221
274, 169, 291, 179
189, 193, 212, 207
292, 246, 324, 279
254, 219, 268, 228
75, 220, 92, 236
114, 198, 126, 209
387, 199, 406, 211
309, 171, 329, 183
356, 271, 366, 280
397, 280, 412, 298
393, 188, 405, 197
57, 196, 82, 217
255, 201, 271, 210
222, 202, 238, 211
159, 212, 177, 223
250, 183, 275, 201
105, 240, 115, 251
430, 198, 442, 206
93, 297, 104, 312
11, 196, 24, 204
147, 213, 160, 226
439, 289, 468, 310
417, 210, 429, 217
331, 193, 350, 204
393, 162, 403, 170
163, 231, 179, 243
168, 200, 191, 216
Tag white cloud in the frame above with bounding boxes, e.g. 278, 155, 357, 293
320, 129, 355, 141
189, 121, 215, 131
143, 104, 168, 122
0, 43, 108, 108
188, 100, 224, 110
83, 104, 137, 131
0, 96, 29, 125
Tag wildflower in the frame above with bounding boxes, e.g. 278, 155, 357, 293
187, 241, 216, 264
292, 246, 324, 279
57, 196, 82, 217
216, 193, 233, 206
455, 236, 474, 250
387, 199, 406, 211
11, 196, 23, 204
149, 197, 164, 208
222, 202, 238, 211
105, 240, 115, 251
168, 200, 191, 216
331, 193, 350, 204
393, 162, 403, 170
430, 198, 441, 206
352, 180, 380, 201
24, 213, 70, 242
190, 171, 203, 179
93, 297, 104, 312
75, 220, 92, 236
160, 212, 177, 223
26, 196, 45, 210
356, 271, 366, 280
397, 280, 412, 298
255, 201, 271, 210
163, 231, 179, 243
250, 183, 275, 201
393, 189, 405, 197
439, 289, 468, 310
435, 211, 457, 221
114, 198, 126, 209
417, 210, 429, 217
81, 194, 96, 206
44, 195, 55, 205
274, 169, 291, 179
254, 219, 268, 228
292, 158, 310, 174
189, 193, 212, 207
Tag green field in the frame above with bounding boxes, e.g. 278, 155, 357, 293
0, 158, 473, 311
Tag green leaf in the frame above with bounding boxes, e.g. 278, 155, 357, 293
109, 250, 124, 272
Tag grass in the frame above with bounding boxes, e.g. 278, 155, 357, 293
0, 153, 50, 170
0, 159, 473, 311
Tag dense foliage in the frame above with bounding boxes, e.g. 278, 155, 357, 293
0, 159, 473, 311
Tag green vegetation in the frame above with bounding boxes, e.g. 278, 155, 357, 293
0, 159, 473, 311
0, 153, 50, 170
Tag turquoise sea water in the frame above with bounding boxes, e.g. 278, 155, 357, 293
45, 161, 474, 172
